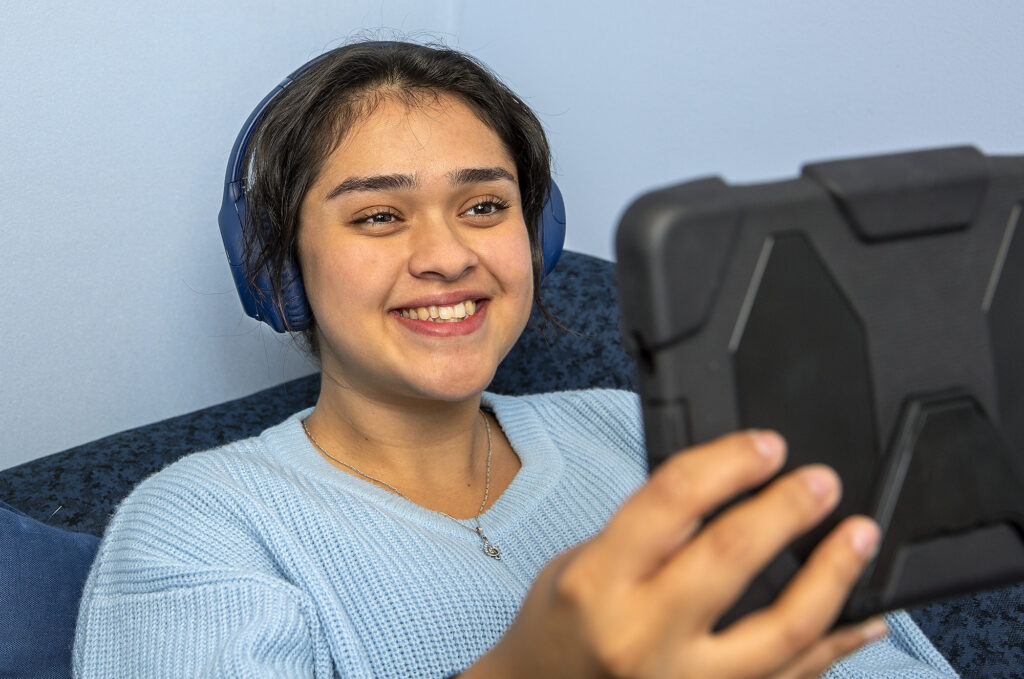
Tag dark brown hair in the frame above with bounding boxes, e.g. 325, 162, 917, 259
241, 41, 553, 354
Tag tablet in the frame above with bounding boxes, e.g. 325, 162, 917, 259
615, 146, 1024, 624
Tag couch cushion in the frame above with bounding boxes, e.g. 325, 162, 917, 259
908, 581, 1024, 679
0, 501, 100, 678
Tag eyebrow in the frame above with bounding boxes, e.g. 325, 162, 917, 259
324, 173, 416, 201
448, 167, 517, 186
323, 167, 516, 202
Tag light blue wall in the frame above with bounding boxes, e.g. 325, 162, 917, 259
0, 0, 458, 468
456, 1, 1024, 258
2, 1, 1022, 469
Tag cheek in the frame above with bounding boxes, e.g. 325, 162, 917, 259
488, 228, 536, 307
301, 243, 394, 320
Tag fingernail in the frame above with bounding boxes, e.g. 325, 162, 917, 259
800, 467, 837, 501
752, 430, 785, 463
850, 522, 881, 559
860, 617, 889, 643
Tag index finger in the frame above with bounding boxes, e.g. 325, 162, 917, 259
584, 430, 787, 584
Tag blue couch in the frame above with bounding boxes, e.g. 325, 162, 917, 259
1, 252, 1021, 677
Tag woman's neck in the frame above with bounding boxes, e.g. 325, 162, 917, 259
303, 384, 502, 516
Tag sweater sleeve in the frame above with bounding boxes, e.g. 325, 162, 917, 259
72, 457, 336, 678
74, 565, 327, 678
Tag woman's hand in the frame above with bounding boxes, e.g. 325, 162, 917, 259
466, 430, 886, 679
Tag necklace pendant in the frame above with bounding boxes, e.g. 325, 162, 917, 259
475, 526, 501, 560
481, 536, 501, 560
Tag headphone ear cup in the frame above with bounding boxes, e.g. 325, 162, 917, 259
540, 181, 566, 280
218, 176, 313, 333
245, 249, 311, 333
271, 256, 313, 332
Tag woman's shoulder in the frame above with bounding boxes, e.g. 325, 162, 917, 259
96, 412, 314, 551
136, 407, 311, 482
127, 418, 292, 494
486, 388, 639, 426
485, 388, 640, 430
485, 388, 643, 455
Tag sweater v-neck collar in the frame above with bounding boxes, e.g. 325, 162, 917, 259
262, 392, 564, 542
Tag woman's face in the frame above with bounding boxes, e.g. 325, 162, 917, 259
297, 93, 534, 405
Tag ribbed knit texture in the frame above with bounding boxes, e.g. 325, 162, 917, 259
73, 390, 958, 678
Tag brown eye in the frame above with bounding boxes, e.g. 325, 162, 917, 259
352, 208, 399, 226
460, 199, 512, 218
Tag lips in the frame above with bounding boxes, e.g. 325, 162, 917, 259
391, 298, 488, 336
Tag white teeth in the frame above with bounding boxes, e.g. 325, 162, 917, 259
398, 300, 479, 323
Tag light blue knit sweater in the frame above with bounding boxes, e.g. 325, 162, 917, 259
73, 390, 958, 678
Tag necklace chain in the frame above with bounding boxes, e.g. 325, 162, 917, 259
301, 411, 500, 560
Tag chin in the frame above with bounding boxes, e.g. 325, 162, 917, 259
404, 366, 498, 403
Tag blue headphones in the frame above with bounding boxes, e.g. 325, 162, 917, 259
217, 48, 566, 333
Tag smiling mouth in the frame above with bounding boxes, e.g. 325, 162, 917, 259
397, 299, 479, 323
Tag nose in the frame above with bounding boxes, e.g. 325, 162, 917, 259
407, 214, 478, 281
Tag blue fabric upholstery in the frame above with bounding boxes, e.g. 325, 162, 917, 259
908, 585, 1024, 679
0, 501, 99, 678
0, 250, 1020, 678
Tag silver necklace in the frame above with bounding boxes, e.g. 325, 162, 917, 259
301, 411, 500, 560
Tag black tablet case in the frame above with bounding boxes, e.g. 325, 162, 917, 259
615, 146, 1024, 623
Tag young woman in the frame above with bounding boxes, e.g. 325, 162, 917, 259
73, 41, 957, 678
